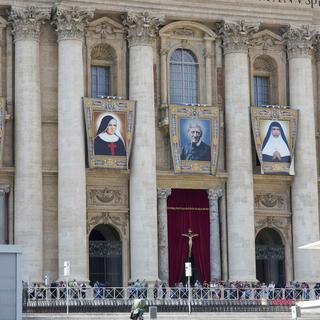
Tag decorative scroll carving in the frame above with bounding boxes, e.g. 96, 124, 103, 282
88, 187, 127, 206
255, 216, 290, 242
87, 212, 128, 236
87, 17, 125, 41
255, 193, 287, 210
282, 25, 317, 59
207, 189, 223, 218
8, 6, 50, 41
52, 5, 94, 41
89, 240, 122, 257
256, 245, 285, 260
122, 11, 164, 47
218, 20, 260, 54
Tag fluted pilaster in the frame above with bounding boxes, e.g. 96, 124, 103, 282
207, 189, 223, 281
157, 188, 171, 283
53, 4, 94, 282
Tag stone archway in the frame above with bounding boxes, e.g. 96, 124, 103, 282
89, 224, 122, 287
255, 227, 285, 286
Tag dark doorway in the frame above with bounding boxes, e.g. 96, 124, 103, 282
89, 224, 122, 287
255, 228, 285, 287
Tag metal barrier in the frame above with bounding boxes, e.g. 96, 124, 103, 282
23, 286, 317, 303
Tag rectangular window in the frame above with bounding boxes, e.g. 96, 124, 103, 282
253, 76, 270, 106
91, 66, 110, 98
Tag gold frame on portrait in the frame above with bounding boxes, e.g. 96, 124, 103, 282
169, 104, 220, 175
83, 97, 135, 170
251, 106, 298, 175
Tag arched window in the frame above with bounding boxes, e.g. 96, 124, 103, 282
170, 48, 199, 104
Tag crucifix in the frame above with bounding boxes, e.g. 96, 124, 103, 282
182, 228, 199, 259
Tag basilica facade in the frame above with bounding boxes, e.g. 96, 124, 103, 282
0, 0, 320, 287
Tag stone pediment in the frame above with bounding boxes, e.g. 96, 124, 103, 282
87, 16, 124, 38
160, 21, 217, 40
250, 29, 283, 49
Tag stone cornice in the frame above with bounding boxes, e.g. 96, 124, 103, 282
122, 11, 164, 47
52, 4, 94, 41
282, 24, 318, 59
218, 20, 260, 55
8, 6, 50, 42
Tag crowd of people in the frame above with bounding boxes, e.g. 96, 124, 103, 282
23, 278, 320, 301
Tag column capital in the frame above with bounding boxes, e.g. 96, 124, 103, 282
217, 20, 260, 55
0, 185, 9, 196
122, 11, 164, 47
283, 25, 318, 59
157, 188, 172, 199
207, 188, 223, 201
52, 5, 94, 41
8, 6, 50, 42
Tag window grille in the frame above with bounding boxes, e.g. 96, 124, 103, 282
170, 48, 199, 104
91, 66, 110, 98
253, 76, 270, 106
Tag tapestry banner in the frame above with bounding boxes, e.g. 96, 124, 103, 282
83, 97, 135, 169
169, 105, 220, 175
251, 106, 298, 175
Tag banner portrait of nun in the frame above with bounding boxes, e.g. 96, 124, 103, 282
261, 121, 290, 162
83, 97, 136, 169
250, 106, 298, 175
94, 114, 126, 156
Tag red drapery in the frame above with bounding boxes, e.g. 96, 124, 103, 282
167, 189, 210, 286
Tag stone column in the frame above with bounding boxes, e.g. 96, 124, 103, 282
52, 5, 94, 281
123, 11, 164, 282
207, 188, 223, 281
0, 185, 9, 244
283, 25, 320, 282
219, 21, 259, 282
9, 6, 50, 282
157, 188, 171, 283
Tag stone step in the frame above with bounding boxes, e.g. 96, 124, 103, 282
23, 312, 320, 320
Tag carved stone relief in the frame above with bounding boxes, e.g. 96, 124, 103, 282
87, 211, 128, 238
87, 186, 128, 207
255, 215, 291, 241
254, 192, 288, 211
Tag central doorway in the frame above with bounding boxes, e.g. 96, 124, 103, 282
89, 224, 122, 287
255, 227, 285, 287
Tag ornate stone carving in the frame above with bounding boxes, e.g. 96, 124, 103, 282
8, 6, 50, 41
282, 25, 317, 59
218, 20, 260, 54
255, 216, 290, 239
52, 5, 94, 41
254, 193, 286, 210
91, 43, 116, 60
88, 187, 127, 207
157, 188, 172, 199
250, 30, 283, 50
87, 212, 128, 236
87, 17, 125, 41
122, 11, 164, 47
174, 28, 195, 37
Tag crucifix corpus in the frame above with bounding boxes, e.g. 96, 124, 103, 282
182, 228, 199, 258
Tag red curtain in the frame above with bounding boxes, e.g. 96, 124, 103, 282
167, 189, 210, 286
